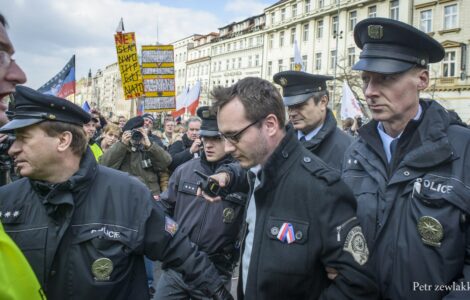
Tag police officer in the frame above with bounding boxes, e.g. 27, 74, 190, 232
156, 106, 245, 299
273, 71, 353, 171
207, 77, 377, 299
0, 86, 232, 300
341, 17, 470, 299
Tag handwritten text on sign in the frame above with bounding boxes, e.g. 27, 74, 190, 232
114, 32, 144, 100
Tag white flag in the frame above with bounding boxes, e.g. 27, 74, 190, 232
293, 40, 304, 71
185, 81, 201, 115
340, 81, 363, 120
116, 17, 125, 33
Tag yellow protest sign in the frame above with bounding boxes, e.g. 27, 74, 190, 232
114, 32, 144, 100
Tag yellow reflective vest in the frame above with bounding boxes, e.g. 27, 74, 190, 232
0, 222, 45, 299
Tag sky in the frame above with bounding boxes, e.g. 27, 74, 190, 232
3, 0, 273, 89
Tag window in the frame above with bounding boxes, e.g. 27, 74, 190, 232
348, 47, 356, 67
213, 62, 216, 72
227, 43, 231, 51
317, 20, 324, 38
278, 59, 284, 72
238, 57, 242, 68
269, 33, 274, 48
444, 4, 458, 30
268, 61, 273, 76
248, 38, 253, 48
292, 4, 297, 17
318, 0, 324, 9
290, 57, 295, 70
330, 50, 337, 69
420, 10, 432, 33
305, 0, 311, 13
248, 55, 252, 67
240, 39, 245, 49
442, 51, 456, 77
315, 53, 322, 70
279, 31, 285, 47
232, 58, 236, 69
255, 54, 260, 66
257, 35, 263, 45
349, 11, 357, 31
281, 8, 286, 21
291, 28, 296, 44
226, 60, 229, 70
332, 16, 339, 36
302, 55, 308, 70
390, 0, 399, 20
368, 6, 377, 18
303, 24, 309, 42
271, 12, 275, 25
218, 61, 222, 71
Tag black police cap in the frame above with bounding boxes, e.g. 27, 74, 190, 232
197, 106, 219, 137
0, 86, 91, 133
273, 71, 333, 106
353, 17, 445, 74
122, 116, 144, 132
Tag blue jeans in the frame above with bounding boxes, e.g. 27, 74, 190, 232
155, 268, 231, 300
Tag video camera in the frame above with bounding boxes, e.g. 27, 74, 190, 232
194, 170, 229, 198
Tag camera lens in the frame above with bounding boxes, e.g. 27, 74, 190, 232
131, 129, 143, 142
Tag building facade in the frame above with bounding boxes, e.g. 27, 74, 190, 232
79, 0, 470, 121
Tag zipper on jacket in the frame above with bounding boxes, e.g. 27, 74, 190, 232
195, 199, 210, 244
336, 217, 357, 242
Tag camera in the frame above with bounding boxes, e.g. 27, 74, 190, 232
131, 129, 143, 143
194, 170, 229, 198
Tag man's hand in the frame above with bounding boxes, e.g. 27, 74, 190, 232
190, 138, 202, 154
121, 131, 131, 146
325, 266, 338, 280
196, 172, 230, 202
212, 285, 233, 300
137, 127, 152, 148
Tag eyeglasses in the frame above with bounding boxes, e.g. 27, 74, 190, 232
220, 117, 265, 144
0, 50, 14, 67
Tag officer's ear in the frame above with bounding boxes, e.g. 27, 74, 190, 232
319, 95, 329, 111
56, 131, 73, 152
416, 68, 429, 91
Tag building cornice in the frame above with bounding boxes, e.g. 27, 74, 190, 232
415, 1, 437, 9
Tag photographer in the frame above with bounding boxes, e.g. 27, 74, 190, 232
100, 116, 172, 196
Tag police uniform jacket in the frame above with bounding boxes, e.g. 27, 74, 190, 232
160, 154, 245, 274
341, 100, 470, 299
237, 126, 377, 299
0, 149, 223, 300
100, 140, 171, 194
300, 109, 353, 172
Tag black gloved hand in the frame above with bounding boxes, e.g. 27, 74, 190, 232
212, 285, 234, 300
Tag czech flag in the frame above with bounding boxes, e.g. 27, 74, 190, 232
38, 55, 76, 99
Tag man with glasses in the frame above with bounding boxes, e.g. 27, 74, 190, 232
208, 77, 377, 299
156, 106, 245, 299
273, 71, 353, 171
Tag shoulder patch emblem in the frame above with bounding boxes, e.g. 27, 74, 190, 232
165, 216, 179, 236
343, 226, 369, 265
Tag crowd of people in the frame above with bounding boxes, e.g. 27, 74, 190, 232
1, 10, 470, 300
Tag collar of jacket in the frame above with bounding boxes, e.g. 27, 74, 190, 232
200, 152, 234, 173
358, 99, 456, 169
30, 148, 98, 197
259, 125, 301, 186
301, 108, 337, 149
183, 133, 194, 148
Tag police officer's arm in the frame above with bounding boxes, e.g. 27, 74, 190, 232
318, 180, 378, 299
158, 166, 182, 216
214, 162, 249, 193
99, 140, 128, 168
143, 199, 230, 298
